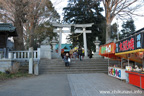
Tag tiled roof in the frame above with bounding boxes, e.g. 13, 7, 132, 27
0, 23, 17, 36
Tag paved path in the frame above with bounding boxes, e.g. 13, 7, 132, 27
68, 73, 144, 96
0, 74, 72, 96
0, 73, 144, 96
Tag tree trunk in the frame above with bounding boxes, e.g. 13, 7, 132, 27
106, 21, 111, 44
105, 4, 112, 44
13, 0, 24, 50
29, 26, 35, 47
13, 20, 24, 50
105, 0, 112, 44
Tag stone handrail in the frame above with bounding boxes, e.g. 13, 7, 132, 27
3, 48, 40, 60
8, 48, 40, 61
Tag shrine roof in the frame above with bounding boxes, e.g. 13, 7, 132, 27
0, 23, 17, 36
55, 44, 72, 52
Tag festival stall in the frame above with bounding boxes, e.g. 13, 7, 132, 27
115, 28, 144, 89
99, 42, 127, 80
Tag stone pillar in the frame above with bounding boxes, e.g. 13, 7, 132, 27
37, 48, 41, 60
29, 47, 33, 74
3, 48, 6, 58
58, 28, 62, 56
34, 62, 39, 75
93, 37, 101, 58
8, 52, 13, 59
83, 28, 88, 58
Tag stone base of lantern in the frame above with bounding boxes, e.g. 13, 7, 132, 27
52, 51, 61, 59
92, 52, 102, 59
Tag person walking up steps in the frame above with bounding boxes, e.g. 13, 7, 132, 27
73, 51, 78, 59
78, 46, 82, 61
64, 53, 70, 67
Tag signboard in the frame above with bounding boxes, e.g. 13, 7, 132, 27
116, 33, 144, 54
108, 67, 126, 80
99, 42, 116, 55
126, 66, 132, 71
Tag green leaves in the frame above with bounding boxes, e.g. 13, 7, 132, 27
120, 19, 136, 38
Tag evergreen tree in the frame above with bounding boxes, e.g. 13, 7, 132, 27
111, 23, 118, 40
63, 0, 105, 52
120, 19, 136, 39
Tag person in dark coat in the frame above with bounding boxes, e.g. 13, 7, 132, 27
64, 53, 70, 67
78, 46, 82, 61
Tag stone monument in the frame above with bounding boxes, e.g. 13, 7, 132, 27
40, 37, 51, 59
93, 37, 101, 58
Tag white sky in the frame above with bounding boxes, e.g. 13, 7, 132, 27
51, 0, 144, 43
51, 0, 69, 43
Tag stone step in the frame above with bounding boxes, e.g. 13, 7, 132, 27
40, 62, 110, 64
40, 64, 109, 67
40, 66, 108, 68
40, 58, 118, 62
40, 66, 108, 69
40, 69, 108, 72
40, 68, 108, 72
41, 61, 111, 63
39, 58, 111, 74
40, 62, 118, 65
40, 71, 108, 74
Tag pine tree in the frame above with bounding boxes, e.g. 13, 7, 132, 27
120, 19, 136, 38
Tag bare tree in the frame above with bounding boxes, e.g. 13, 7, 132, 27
94, 0, 144, 43
0, 0, 28, 50
0, 0, 60, 49
24, 0, 60, 47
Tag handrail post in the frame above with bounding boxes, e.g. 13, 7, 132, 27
8, 52, 13, 59
37, 48, 40, 60
29, 47, 33, 74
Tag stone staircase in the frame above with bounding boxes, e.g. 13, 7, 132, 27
39, 58, 119, 74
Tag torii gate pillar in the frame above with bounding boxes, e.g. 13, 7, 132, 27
83, 28, 88, 57
58, 28, 62, 56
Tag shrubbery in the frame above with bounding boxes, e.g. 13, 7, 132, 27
0, 71, 31, 81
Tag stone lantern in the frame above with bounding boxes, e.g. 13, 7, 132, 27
93, 37, 101, 58
51, 37, 58, 52
51, 37, 59, 59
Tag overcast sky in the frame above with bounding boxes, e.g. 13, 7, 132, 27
51, 0, 144, 43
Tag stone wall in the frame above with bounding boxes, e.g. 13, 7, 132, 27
0, 59, 12, 72
40, 45, 51, 59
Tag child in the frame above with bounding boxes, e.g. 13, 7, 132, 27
64, 53, 70, 67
